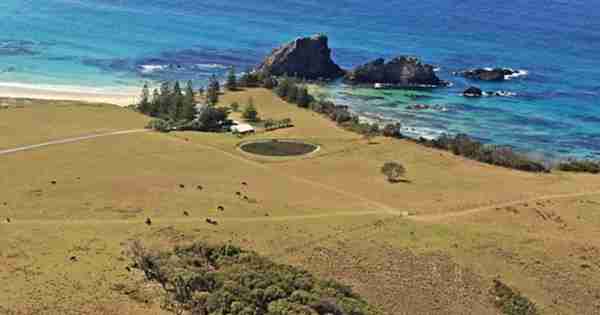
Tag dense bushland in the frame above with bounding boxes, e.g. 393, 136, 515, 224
129, 241, 381, 315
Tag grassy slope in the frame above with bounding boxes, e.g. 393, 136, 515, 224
1, 90, 600, 314
0, 98, 149, 150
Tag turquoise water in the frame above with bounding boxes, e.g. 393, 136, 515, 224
1, 0, 599, 158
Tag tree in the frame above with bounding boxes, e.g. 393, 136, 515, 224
197, 106, 230, 131
207, 75, 220, 106
181, 80, 197, 121
169, 81, 184, 120
159, 81, 172, 117
275, 76, 290, 98
225, 67, 237, 91
286, 83, 299, 103
262, 77, 274, 90
381, 162, 406, 183
296, 86, 311, 108
230, 102, 240, 112
242, 97, 259, 122
137, 83, 151, 114
150, 88, 160, 117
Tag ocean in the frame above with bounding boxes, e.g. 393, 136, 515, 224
1, 0, 599, 159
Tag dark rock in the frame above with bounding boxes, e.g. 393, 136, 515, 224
256, 34, 344, 80
457, 68, 517, 81
463, 86, 483, 97
344, 56, 442, 86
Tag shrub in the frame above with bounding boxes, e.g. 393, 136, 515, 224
491, 279, 539, 315
557, 159, 600, 174
425, 134, 548, 173
230, 102, 240, 112
129, 242, 381, 315
242, 98, 259, 122
381, 162, 406, 183
146, 119, 172, 133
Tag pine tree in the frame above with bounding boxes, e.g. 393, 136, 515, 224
169, 81, 184, 121
150, 88, 160, 117
286, 82, 298, 103
181, 80, 197, 121
159, 82, 172, 117
138, 83, 151, 114
225, 66, 237, 91
207, 75, 220, 105
296, 85, 311, 108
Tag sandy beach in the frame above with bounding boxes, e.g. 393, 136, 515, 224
0, 82, 139, 106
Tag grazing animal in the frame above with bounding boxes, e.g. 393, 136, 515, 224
183, 211, 189, 216
125, 266, 131, 272
235, 192, 241, 196
70, 256, 78, 262
51, 180, 57, 185
243, 196, 249, 200
179, 184, 185, 189
241, 182, 248, 186
2, 202, 6, 206
5, 217, 10, 223
145, 218, 152, 226
197, 185, 203, 190
217, 206, 224, 211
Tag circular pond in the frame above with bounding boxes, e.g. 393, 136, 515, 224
239, 139, 319, 157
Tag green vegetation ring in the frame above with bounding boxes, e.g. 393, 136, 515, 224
238, 139, 320, 157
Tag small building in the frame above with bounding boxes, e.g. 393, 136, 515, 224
231, 122, 255, 134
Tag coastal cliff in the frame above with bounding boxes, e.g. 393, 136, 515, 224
343, 56, 442, 86
255, 34, 345, 80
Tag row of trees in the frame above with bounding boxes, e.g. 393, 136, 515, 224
137, 81, 197, 121
274, 76, 312, 108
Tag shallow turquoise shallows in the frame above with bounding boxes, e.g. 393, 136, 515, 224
1, 0, 599, 158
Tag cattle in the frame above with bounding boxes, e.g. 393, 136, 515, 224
145, 218, 152, 226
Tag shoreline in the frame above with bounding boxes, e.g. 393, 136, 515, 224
0, 82, 140, 107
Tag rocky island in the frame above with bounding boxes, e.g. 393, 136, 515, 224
343, 56, 445, 87
256, 34, 446, 88
455, 68, 524, 81
255, 34, 345, 80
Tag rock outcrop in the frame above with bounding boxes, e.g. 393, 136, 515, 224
456, 68, 519, 81
463, 86, 483, 97
344, 56, 443, 86
256, 34, 344, 80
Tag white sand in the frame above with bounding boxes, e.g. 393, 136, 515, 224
0, 82, 140, 106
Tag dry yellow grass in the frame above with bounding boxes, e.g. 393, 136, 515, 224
0, 98, 149, 149
1, 89, 600, 314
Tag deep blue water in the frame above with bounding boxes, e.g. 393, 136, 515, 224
1, 0, 599, 158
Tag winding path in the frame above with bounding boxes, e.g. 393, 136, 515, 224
0, 129, 148, 156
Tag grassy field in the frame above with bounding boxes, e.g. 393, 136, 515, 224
1, 89, 600, 314
0, 98, 149, 150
